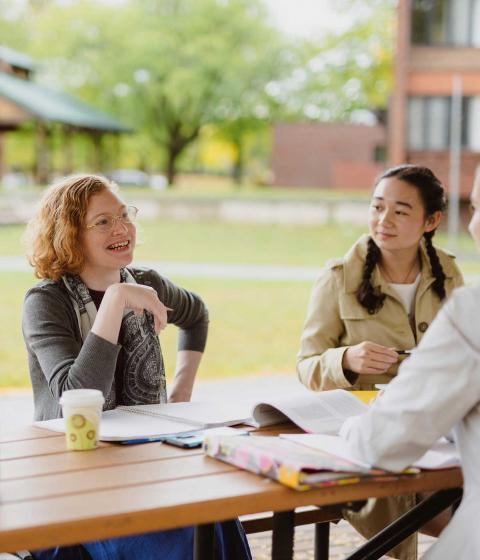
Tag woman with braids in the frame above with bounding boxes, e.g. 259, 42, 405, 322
23, 174, 251, 560
296, 164, 463, 559
339, 167, 480, 559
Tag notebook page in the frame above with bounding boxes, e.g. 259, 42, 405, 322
35, 409, 197, 441
118, 401, 252, 428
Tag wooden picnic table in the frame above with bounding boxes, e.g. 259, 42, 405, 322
0, 425, 463, 559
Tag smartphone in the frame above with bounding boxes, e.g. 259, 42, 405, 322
163, 432, 205, 449
163, 427, 250, 449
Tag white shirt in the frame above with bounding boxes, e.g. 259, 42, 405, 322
340, 284, 480, 559
388, 274, 421, 317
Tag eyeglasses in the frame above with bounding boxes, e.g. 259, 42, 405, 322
85, 206, 138, 233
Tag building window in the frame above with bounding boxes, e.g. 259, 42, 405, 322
407, 96, 478, 150
412, 0, 480, 47
407, 98, 425, 150
468, 98, 480, 150
373, 145, 387, 163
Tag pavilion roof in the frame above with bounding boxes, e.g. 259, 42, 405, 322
0, 70, 130, 133
0, 45, 35, 72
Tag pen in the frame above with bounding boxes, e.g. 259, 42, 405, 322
396, 350, 412, 356
120, 436, 166, 445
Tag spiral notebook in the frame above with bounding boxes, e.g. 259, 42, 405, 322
35, 401, 253, 441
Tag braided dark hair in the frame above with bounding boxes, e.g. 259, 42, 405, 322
357, 237, 386, 314
357, 164, 447, 314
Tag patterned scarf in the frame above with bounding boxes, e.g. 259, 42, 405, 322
62, 268, 167, 409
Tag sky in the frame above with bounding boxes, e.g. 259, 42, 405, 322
263, 0, 353, 38
2, 0, 353, 37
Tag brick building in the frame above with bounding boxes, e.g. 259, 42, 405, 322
273, 1, 480, 195
272, 122, 386, 190
390, 0, 480, 198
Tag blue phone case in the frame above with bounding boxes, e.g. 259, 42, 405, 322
163, 432, 204, 448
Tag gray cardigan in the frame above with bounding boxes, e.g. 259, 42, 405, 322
22, 267, 209, 421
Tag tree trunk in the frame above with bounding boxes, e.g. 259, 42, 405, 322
164, 125, 200, 187
166, 145, 180, 187
232, 137, 244, 187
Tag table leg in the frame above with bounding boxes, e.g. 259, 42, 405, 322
344, 488, 462, 560
194, 522, 216, 560
272, 510, 295, 560
314, 522, 330, 560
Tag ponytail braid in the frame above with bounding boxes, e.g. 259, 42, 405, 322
356, 237, 386, 314
423, 231, 446, 301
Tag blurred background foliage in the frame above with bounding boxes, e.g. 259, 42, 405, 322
0, 0, 395, 186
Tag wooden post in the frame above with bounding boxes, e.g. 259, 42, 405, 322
63, 125, 74, 175
0, 131, 5, 184
91, 131, 104, 172
112, 133, 120, 170
34, 122, 50, 185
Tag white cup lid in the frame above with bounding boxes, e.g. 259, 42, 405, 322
59, 389, 105, 407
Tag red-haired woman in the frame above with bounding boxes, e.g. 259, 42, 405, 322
23, 175, 251, 560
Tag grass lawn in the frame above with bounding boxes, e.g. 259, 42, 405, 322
0, 272, 312, 387
2, 220, 479, 268
1, 218, 479, 388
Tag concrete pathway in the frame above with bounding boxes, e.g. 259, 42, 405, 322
0, 255, 479, 283
0, 256, 318, 281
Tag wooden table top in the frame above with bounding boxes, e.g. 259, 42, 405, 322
0, 425, 463, 552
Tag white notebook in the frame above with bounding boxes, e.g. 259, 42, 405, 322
35, 401, 253, 441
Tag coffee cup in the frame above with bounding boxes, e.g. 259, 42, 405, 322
59, 389, 105, 451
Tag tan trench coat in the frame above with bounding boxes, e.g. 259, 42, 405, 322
296, 235, 464, 559
297, 234, 464, 393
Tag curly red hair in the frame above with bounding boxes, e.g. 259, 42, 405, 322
25, 174, 118, 280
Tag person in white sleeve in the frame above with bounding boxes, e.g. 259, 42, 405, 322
340, 169, 480, 559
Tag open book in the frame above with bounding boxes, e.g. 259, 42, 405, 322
35, 389, 367, 442
250, 389, 368, 434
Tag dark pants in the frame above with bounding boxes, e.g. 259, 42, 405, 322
33, 520, 251, 560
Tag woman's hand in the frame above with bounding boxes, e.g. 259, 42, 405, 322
108, 283, 171, 333
342, 342, 398, 375
92, 283, 172, 344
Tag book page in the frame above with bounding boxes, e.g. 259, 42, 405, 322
282, 434, 461, 471
413, 440, 460, 470
252, 390, 367, 434
281, 434, 372, 468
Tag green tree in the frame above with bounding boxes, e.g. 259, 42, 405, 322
273, 0, 395, 123
1, 0, 289, 185
122, 0, 288, 185
0, 0, 396, 184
